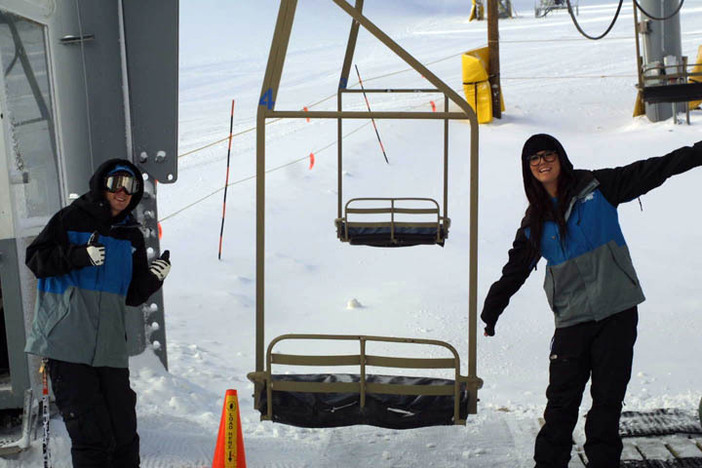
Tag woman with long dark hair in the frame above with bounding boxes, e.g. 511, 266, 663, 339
481, 134, 702, 467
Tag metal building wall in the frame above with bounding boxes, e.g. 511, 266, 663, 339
0, 0, 178, 410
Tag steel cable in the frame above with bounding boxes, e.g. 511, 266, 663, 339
565, 0, 625, 40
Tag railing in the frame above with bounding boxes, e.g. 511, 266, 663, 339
247, 333, 468, 424
335, 197, 450, 245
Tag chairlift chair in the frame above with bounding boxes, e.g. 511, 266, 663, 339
336, 198, 451, 247
247, 0, 483, 429
535, 0, 578, 18
334, 89, 452, 248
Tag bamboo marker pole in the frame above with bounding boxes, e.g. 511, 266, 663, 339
218, 99, 236, 260
355, 65, 390, 164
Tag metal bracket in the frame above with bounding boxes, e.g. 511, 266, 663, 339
59, 34, 95, 45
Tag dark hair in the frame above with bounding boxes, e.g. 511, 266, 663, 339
520, 134, 576, 256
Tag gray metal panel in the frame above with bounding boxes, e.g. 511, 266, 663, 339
74, 0, 128, 168
48, 0, 94, 196
121, 0, 178, 184
0, 239, 30, 410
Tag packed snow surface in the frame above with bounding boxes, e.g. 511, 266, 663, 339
6, 0, 702, 466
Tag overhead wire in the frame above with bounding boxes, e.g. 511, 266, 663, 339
566, 0, 686, 40
565, 0, 625, 40
161, 118, 376, 223
168, 6, 696, 221
161, 96, 437, 223
632, 0, 685, 21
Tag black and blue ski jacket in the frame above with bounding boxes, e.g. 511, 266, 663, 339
482, 137, 702, 332
24, 159, 162, 368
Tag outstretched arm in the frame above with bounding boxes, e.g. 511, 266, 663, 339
595, 141, 702, 206
481, 218, 540, 336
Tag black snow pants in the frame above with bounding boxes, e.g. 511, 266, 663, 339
534, 307, 638, 468
48, 359, 140, 468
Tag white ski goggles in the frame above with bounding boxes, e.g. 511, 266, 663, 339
105, 173, 139, 195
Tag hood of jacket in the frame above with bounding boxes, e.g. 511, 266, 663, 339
74, 158, 144, 224
520, 133, 575, 197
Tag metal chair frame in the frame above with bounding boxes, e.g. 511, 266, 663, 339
249, 0, 483, 424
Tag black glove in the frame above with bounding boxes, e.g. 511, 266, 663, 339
483, 324, 495, 337
150, 250, 170, 281
85, 231, 105, 266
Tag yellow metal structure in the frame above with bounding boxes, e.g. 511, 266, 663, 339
462, 47, 504, 124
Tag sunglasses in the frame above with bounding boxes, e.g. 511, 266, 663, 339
527, 150, 558, 167
105, 173, 139, 195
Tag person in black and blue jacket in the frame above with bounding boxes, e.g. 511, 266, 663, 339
481, 134, 702, 468
25, 158, 171, 467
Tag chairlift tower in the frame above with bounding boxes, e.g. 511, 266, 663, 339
634, 0, 684, 122
634, 0, 700, 122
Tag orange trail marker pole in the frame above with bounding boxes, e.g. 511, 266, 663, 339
309, 152, 315, 170
212, 389, 246, 468
303, 106, 310, 122
218, 99, 236, 261
354, 65, 389, 164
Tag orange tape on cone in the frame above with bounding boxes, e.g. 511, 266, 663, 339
212, 389, 246, 468
309, 153, 315, 170
430, 101, 437, 112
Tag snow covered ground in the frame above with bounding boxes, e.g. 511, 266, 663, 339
5, 0, 702, 466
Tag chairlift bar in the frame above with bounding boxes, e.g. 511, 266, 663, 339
390, 199, 395, 242
339, 0, 364, 90
267, 333, 462, 354
341, 88, 441, 94
444, 96, 449, 224
272, 353, 457, 370
640, 82, 702, 103
267, 110, 467, 120
346, 208, 439, 215
270, 380, 458, 397
331, 0, 475, 120
271, 354, 361, 366
337, 0, 363, 220
360, 338, 367, 408
256, 0, 298, 409
641, 71, 702, 82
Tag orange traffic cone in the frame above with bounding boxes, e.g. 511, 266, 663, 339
212, 389, 246, 468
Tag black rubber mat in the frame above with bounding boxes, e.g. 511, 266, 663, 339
621, 459, 702, 467
620, 409, 702, 437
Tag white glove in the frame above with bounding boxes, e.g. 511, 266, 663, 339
150, 250, 170, 281
86, 231, 105, 266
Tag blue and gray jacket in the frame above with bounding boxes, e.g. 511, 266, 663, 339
24, 159, 162, 368
482, 138, 702, 331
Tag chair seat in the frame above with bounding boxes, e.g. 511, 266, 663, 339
338, 223, 448, 247
257, 373, 468, 429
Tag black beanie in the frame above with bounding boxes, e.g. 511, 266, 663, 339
522, 134, 561, 160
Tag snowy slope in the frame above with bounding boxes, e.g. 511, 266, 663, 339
5, 1, 702, 467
